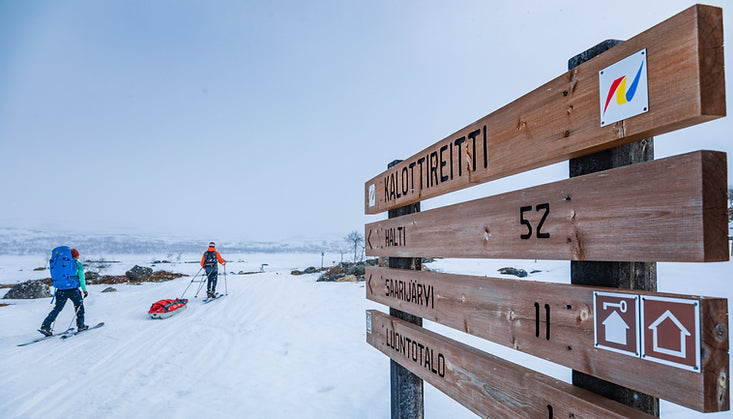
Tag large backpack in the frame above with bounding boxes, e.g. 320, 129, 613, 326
203, 250, 218, 268
49, 246, 80, 290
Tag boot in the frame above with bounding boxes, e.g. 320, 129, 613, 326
39, 325, 52, 337
77, 324, 89, 332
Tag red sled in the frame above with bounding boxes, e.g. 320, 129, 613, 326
148, 298, 188, 319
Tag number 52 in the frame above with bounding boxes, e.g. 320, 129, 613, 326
520, 203, 550, 240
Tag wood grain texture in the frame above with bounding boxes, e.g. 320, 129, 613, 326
367, 310, 658, 418
364, 5, 725, 215
366, 267, 729, 412
365, 151, 729, 262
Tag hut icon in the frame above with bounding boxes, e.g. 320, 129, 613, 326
602, 310, 630, 345
647, 310, 690, 358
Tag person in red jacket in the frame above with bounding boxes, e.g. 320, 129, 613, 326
200, 242, 226, 299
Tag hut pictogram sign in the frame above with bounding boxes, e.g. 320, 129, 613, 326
641, 296, 701, 372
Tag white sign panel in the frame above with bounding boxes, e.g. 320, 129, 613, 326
594, 292, 640, 357
368, 184, 376, 207
599, 49, 649, 126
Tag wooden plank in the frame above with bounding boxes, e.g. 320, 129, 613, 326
366, 267, 730, 412
365, 150, 729, 262
366, 310, 658, 418
364, 4, 725, 215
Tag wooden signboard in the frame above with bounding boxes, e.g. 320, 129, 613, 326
364, 4, 729, 417
366, 309, 658, 418
365, 150, 729, 262
364, 4, 724, 215
366, 267, 730, 412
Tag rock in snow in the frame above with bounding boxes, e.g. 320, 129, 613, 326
2, 280, 52, 299
125, 265, 153, 281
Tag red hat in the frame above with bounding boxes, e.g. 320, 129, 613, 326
209, 242, 215, 247
71, 248, 80, 258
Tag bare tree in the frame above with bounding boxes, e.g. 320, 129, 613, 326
345, 231, 364, 263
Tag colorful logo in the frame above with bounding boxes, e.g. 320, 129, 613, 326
368, 184, 376, 207
603, 61, 644, 115
598, 49, 649, 127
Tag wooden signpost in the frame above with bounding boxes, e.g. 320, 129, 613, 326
364, 4, 729, 418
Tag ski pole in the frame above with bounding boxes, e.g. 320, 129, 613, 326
224, 261, 228, 296
47, 289, 58, 331
65, 295, 84, 332
194, 270, 208, 298
179, 267, 203, 299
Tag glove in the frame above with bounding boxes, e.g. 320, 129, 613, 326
83, 290, 89, 298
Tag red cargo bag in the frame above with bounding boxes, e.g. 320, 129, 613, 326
148, 298, 188, 319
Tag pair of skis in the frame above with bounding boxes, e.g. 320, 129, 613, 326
18, 322, 104, 347
202, 293, 225, 304
187, 265, 228, 304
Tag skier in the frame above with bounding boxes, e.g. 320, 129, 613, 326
40, 247, 88, 336
200, 242, 226, 299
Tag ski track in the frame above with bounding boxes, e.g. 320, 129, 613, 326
0, 267, 390, 419
4, 255, 730, 418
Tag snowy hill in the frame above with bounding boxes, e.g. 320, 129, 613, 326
0, 252, 731, 418
0, 227, 346, 256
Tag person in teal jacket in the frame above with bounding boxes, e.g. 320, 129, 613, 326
40, 248, 88, 336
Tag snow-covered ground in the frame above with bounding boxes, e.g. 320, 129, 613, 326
0, 251, 731, 418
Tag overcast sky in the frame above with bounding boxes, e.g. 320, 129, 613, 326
1, 0, 730, 243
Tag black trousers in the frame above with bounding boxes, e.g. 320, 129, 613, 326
42, 288, 85, 329
205, 267, 218, 294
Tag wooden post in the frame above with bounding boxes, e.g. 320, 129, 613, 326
569, 40, 660, 416
387, 159, 424, 419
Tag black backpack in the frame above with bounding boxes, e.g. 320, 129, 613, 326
204, 251, 218, 268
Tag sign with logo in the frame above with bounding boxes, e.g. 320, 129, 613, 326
641, 296, 700, 372
599, 49, 649, 126
368, 184, 376, 207
594, 292, 640, 357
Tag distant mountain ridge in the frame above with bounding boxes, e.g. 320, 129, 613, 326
0, 227, 344, 256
